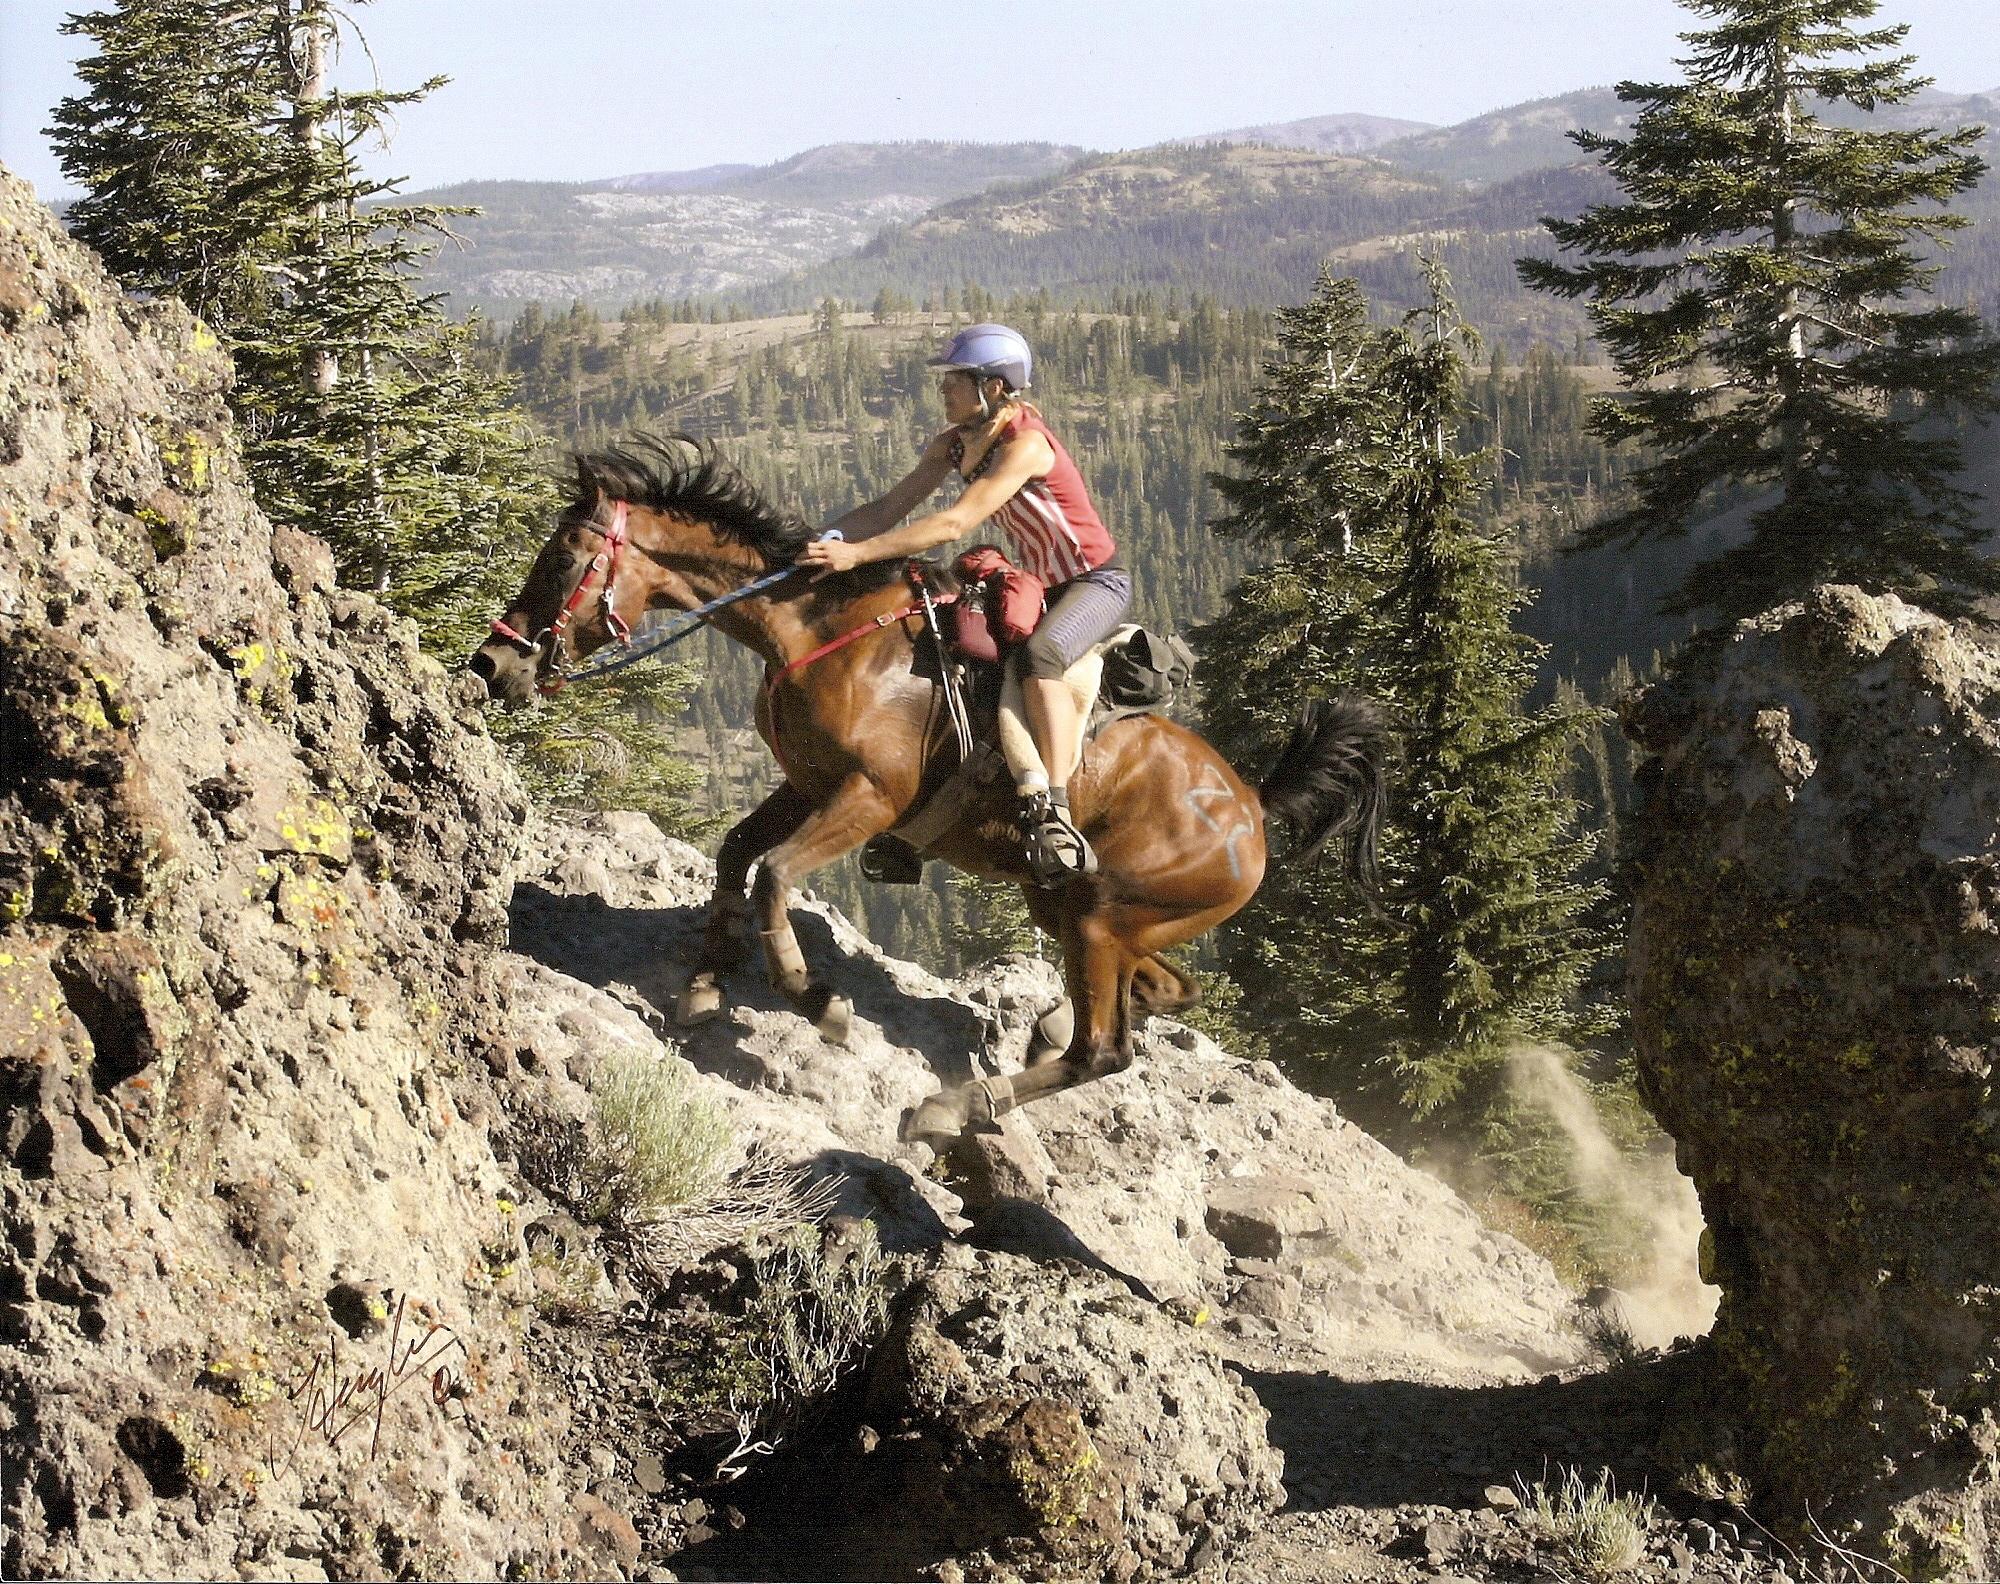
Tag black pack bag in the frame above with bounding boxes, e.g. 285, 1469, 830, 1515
1099, 628, 1196, 711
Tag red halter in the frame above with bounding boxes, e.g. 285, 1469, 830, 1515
490, 499, 634, 690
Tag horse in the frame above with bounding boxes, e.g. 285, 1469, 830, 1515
470, 437, 1390, 1146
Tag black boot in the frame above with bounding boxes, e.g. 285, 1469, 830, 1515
1021, 788, 1096, 888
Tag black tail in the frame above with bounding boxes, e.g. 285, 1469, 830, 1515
1258, 695, 1394, 901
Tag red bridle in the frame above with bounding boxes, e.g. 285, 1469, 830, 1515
490, 499, 634, 690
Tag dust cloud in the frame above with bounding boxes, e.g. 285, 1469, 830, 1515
1504, 1043, 1719, 1350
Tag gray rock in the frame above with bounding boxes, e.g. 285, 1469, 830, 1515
847, 1244, 1283, 1580
1627, 586, 2000, 1559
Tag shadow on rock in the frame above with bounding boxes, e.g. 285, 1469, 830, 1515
1244, 1358, 1681, 1514
964, 1197, 1159, 1303
809, 1148, 953, 1253
509, 882, 992, 1090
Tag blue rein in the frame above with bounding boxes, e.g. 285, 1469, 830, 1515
550, 531, 839, 689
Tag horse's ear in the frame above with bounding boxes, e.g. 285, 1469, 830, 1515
572, 455, 601, 506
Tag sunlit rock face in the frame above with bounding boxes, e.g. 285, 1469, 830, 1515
1624, 585, 2000, 1570
0, 160, 569, 1582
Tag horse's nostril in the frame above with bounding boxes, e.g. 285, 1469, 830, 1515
468, 650, 497, 683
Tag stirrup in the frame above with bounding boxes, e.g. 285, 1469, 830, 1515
1024, 799, 1096, 888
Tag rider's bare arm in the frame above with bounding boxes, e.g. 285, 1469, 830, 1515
821, 433, 958, 541
801, 430, 1055, 578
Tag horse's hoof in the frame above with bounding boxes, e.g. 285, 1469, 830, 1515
674, 977, 726, 1027
799, 985, 853, 1045
899, 1091, 968, 1150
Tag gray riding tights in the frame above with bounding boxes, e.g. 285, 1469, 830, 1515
1019, 565, 1133, 680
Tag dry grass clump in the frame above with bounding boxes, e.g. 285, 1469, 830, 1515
713, 1219, 895, 1479
1518, 1465, 1657, 1580
626, 1150, 840, 1280
578, 1051, 731, 1228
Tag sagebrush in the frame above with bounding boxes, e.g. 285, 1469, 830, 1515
580, 1052, 732, 1228
1520, 1465, 1656, 1580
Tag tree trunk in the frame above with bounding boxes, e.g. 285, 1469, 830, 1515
1769, 37, 1807, 503
290, 0, 336, 396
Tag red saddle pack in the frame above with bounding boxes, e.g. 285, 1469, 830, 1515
951, 546, 1045, 662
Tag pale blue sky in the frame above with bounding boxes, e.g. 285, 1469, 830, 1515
5, 1, 1998, 201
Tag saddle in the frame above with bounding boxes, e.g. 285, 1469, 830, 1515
858, 553, 1196, 885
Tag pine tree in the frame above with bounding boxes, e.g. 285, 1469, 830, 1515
48, 0, 289, 335
1519, 0, 2000, 622
1201, 259, 1610, 1155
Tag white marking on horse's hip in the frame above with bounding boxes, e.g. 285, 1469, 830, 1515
1185, 769, 1250, 882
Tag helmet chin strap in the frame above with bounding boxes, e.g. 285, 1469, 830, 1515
960, 373, 1003, 428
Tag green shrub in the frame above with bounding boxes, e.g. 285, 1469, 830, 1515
580, 1052, 731, 1228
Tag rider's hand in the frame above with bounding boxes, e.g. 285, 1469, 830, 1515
800, 536, 864, 581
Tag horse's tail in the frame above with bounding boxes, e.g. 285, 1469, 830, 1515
1257, 694, 1393, 901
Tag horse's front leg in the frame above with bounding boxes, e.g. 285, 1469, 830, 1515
676, 783, 815, 1027
751, 774, 898, 1044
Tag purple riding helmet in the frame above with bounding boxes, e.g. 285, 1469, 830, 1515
928, 323, 1033, 393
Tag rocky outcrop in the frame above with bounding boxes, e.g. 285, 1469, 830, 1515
0, 166, 572, 1579
848, 1244, 1285, 1582
1625, 586, 2000, 1571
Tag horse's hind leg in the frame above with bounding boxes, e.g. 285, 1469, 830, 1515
1017, 887, 1194, 1063
750, 774, 898, 1044
676, 783, 813, 1026
1131, 954, 1200, 1020
904, 910, 1135, 1145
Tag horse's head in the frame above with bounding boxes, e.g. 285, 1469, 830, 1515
469, 437, 805, 703
468, 485, 649, 704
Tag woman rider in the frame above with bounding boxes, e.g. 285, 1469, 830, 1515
798, 323, 1131, 883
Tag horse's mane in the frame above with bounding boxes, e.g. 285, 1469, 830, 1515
570, 434, 815, 566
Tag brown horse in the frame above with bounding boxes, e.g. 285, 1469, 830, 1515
470, 438, 1389, 1145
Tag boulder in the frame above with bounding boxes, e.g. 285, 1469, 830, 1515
843, 1243, 1284, 1580
1625, 586, 2000, 1569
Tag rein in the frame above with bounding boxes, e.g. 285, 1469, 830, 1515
493, 499, 830, 696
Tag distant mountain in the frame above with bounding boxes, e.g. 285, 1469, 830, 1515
1373, 90, 1632, 185
598, 164, 755, 193
404, 93, 2000, 327
734, 141, 1604, 346
1376, 84, 2000, 187
707, 139, 1089, 207
405, 141, 1089, 313
1192, 111, 1433, 155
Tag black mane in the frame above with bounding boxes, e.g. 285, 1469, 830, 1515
570, 434, 814, 566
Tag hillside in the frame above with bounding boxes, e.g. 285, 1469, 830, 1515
405, 141, 1087, 314
1193, 110, 1435, 155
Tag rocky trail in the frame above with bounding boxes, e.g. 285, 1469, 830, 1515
503, 814, 1780, 1584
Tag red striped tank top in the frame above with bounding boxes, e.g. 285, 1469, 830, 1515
951, 410, 1117, 586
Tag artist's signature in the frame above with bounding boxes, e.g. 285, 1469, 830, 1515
266, 1294, 469, 1476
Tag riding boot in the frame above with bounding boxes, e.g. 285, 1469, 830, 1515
1022, 788, 1097, 888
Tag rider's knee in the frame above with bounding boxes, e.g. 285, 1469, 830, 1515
1019, 630, 1068, 681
